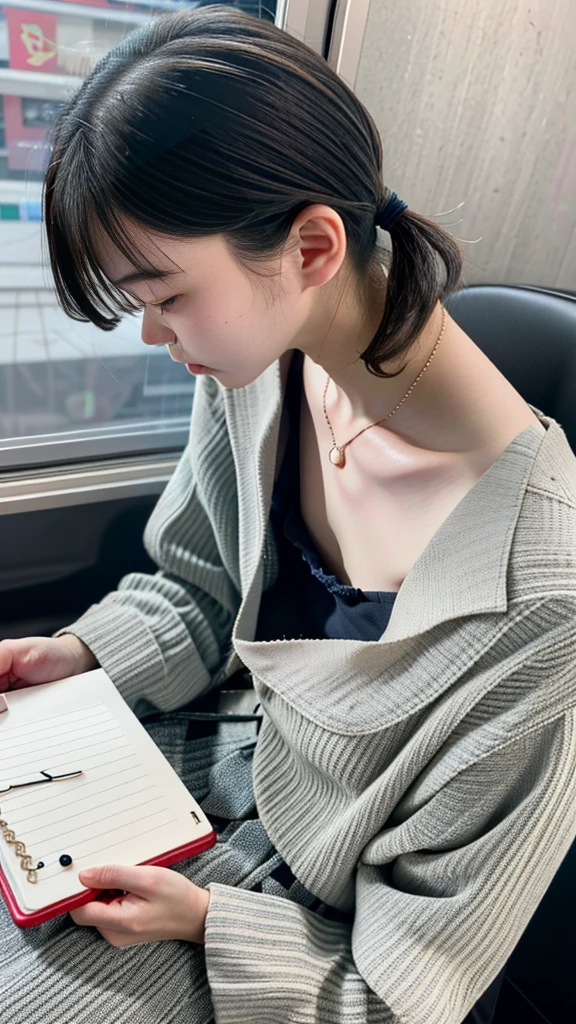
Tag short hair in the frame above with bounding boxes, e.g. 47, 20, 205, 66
44, 5, 464, 379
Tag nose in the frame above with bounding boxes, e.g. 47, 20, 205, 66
140, 308, 175, 348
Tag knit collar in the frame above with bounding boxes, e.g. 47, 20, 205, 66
222, 348, 559, 650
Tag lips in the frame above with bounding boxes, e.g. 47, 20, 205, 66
186, 364, 212, 374
166, 348, 214, 373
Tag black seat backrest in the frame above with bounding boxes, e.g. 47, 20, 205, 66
445, 284, 576, 451
444, 283, 576, 1023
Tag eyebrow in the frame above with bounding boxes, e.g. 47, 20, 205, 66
113, 269, 179, 287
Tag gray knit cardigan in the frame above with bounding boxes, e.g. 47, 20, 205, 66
59, 350, 576, 1024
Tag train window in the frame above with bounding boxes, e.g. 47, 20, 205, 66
0, 3, 574, 1023
0, 1, 279, 468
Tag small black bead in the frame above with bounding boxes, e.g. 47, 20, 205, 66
59, 854, 73, 867
36, 861, 44, 869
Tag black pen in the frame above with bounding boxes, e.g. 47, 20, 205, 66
0, 770, 84, 795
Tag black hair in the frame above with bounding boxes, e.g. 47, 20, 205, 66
43, 5, 464, 379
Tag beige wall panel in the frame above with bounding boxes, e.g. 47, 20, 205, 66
354, 0, 575, 288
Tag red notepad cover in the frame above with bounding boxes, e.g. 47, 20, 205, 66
0, 828, 216, 928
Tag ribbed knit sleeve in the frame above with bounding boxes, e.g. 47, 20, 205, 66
54, 376, 241, 711
204, 884, 394, 1023
204, 696, 576, 1022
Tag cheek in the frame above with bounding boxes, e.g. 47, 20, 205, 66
184, 292, 247, 335
195, 294, 270, 349
173, 286, 294, 379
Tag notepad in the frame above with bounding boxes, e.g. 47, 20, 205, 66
0, 669, 215, 927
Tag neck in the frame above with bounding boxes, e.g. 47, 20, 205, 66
312, 300, 447, 431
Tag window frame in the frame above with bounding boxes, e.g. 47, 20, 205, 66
0, 419, 190, 471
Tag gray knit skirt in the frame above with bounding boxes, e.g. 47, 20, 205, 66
0, 684, 350, 1024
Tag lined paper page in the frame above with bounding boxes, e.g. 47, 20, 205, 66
0, 671, 216, 915
0, 703, 178, 885
0, 670, 213, 915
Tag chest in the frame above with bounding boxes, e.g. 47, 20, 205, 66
274, 372, 478, 596
300, 408, 481, 593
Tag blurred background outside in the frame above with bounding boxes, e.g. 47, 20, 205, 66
0, 0, 277, 443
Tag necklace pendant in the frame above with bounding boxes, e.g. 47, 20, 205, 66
329, 445, 345, 467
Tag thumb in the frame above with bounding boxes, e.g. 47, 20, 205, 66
79, 863, 155, 896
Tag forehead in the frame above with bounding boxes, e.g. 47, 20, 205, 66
92, 217, 230, 295
93, 220, 183, 283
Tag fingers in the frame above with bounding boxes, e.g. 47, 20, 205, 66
71, 865, 208, 945
72, 863, 156, 932
71, 892, 139, 931
79, 863, 161, 898
8, 678, 46, 690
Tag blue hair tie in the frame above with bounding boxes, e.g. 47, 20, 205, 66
376, 191, 408, 231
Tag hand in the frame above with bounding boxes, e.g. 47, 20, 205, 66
0, 635, 98, 692
70, 864, 211, 946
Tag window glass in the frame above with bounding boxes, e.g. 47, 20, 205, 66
0, 1, 278, 452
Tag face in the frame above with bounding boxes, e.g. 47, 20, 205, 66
94, 211, 343, 389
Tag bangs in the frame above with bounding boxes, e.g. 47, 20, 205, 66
44, 142, 173, 331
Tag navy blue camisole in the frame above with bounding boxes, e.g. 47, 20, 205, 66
255, 349, 397, 642
253, 348, 507, 1023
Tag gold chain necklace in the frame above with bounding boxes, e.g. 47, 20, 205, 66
323, 305, 447, 467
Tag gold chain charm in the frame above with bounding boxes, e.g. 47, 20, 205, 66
328, 445, 346, 467
323, 306, 447, 468
0, 812, 38, 884
0, 768, 83, 886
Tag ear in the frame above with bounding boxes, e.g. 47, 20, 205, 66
291, 204, 348, 290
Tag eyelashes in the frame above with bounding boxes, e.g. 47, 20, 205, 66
157, 296, 178, 315
130, 296, 179, 315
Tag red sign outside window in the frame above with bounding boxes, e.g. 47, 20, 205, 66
5, 8, 59, 73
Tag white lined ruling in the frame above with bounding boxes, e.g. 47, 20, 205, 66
0, 704, 177, 880
0, 669, 213, 916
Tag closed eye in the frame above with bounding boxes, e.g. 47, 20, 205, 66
154, 296, 178, 315
130, 295, 179, 314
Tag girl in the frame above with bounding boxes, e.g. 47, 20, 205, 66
1, 7, 576, 1024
